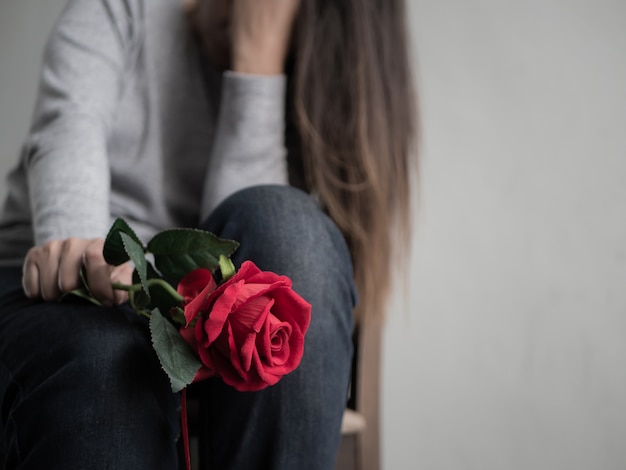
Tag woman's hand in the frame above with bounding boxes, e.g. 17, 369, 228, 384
230, 0, 301, 75
22, 238, 133, 306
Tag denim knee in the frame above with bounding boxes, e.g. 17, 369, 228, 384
203, 185, 356, 349
196, 186, 356, 470
203, 185, 357, 305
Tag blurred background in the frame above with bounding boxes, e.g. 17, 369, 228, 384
1, 1, 625, 469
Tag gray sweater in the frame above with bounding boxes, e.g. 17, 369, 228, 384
0, 0, 289, 265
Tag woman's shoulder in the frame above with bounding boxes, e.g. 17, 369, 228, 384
57, 0, 183, 39
47, 0, 194, 77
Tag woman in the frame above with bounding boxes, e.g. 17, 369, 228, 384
0, 0, 416, 468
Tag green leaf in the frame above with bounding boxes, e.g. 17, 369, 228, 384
133, 262, 161, 286
149, 308, 202, 393
120, 232, 150, 299
145, 261, 161, 280
103, 218, 144, 266
147, 228, 239, 282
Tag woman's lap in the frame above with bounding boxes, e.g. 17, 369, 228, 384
0, 185, 355, 470
0, 286, 181, 470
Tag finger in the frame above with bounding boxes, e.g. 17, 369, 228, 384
82, 239, 115, 306
37, 241, 63, 301
110, 262, 133, 305
57, 238, 88, 293
112, 287, 129, 306
22, 247, 43, 299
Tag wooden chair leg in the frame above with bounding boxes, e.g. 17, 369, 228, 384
356, 315, 382, 470
335, 314, 383, 470
335, 434, 358, 470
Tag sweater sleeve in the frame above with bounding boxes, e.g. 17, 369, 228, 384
199, 71, 289, 218
24, 0, 135, 245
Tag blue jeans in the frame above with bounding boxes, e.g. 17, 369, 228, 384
0, 185, 355, 470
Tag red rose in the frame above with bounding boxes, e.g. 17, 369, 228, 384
178, 261, 311, 392
176, 267, 217, 306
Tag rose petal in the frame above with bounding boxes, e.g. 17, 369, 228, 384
269, 287, 312, 333
193, 367, 216, 382
250, 347, 282, 387
269, 314, 292, 351
208, 344, 253, 390
179, 325, 197, 351
238, 331, 258, 372
181, 270, 218, 326
255, 313, 273, 364
214, 323, 253, 385
177, 268, 215, 301
230, 294, 273, 331
195, 319, 213, 366
268, 316, 292, 367
188, 260, 313, 392
203, 280, 244, 344
180, 325, 216, 381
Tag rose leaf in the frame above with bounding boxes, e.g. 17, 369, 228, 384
149, 308, 202, 393
120, 232, 150, 299
147, 228, 239, 282
103, 218, 144, 265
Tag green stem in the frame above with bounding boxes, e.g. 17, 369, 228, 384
148, 279, 185, 303
136, 309, 152, 319
111, 282, 135, 292
111, 279, 184, 303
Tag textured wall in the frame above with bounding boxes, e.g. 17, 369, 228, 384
383, 0, 626, 469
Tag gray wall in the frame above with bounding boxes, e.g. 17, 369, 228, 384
383, 1, 626, 469
1, 1, 625, 469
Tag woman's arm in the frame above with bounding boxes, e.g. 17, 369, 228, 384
200, 72, 289, 217
27, 0, 134, 243
22, 0, 137, 302
199, 0, 300, 218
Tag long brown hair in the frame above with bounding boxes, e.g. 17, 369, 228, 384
291, 0, 417, 322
